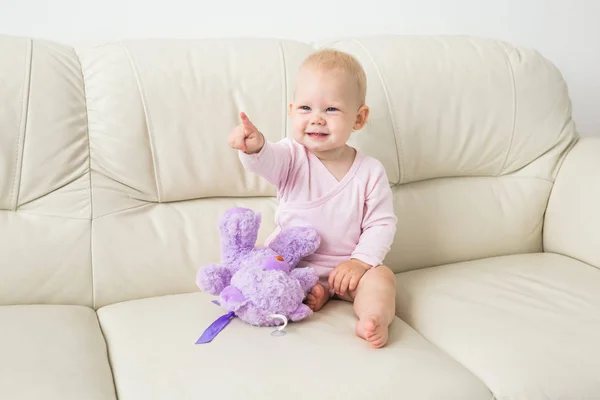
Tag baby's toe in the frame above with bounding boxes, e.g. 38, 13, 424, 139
368, 327, 388, 348
310, 284, 325, 298
306, 284, 328, 311
370, 333, 388, 348
363, 318, 378, 337
357, 317, 389, 348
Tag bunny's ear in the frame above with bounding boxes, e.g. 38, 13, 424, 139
218, 207, 261, 254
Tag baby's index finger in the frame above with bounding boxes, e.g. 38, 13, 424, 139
240, 112, 255, 128
240, 111, 251, 123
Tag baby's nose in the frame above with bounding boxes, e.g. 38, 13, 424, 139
310, 115, 325, 125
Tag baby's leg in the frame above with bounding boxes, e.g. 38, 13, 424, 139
351, 265, 396, 348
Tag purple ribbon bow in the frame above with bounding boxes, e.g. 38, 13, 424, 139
195, 301, 236, 344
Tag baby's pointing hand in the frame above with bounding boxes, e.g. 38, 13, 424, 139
228, 111, 264, 154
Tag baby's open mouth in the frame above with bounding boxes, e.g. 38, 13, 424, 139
306, 132, 329, 137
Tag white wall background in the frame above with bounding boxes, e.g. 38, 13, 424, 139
1, 0, 598, 137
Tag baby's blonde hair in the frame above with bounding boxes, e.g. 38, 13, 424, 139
300, 48, 367, 105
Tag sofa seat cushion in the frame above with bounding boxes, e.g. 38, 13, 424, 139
97, 292, 492, 400
395, 252, 600, 399
0, 305, 116, 400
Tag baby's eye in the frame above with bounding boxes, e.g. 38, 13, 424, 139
326, 107, 338, 112
299, 106, 311, 111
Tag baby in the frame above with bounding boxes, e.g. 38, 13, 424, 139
228, 49, 397, 348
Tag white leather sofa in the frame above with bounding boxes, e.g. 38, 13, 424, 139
1, 33, 599, 400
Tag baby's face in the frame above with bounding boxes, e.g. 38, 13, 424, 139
289, 66, 367, 156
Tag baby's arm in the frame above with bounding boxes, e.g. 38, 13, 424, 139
351, 161, 397, 268
230, 112, 293, 189
238, 140, 293, 189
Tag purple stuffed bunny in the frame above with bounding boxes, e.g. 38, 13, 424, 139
219, 255, 318, 326
196, 207, 321, 327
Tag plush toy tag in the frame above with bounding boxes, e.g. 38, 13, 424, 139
196, 311, 236, 344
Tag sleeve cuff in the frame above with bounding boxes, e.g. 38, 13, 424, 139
237, 141, 268, 167
350, 253, 382, 269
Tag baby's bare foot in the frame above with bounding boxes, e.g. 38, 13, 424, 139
305, 284, 328, 311
355, 316, 389, 348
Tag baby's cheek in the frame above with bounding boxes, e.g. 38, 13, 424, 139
294, 119, 306, 131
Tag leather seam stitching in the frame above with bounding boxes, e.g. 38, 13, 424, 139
278, 41, 287, 141
11, 39, 32, 211
75, 46, 96, 309
121, 43, 162, 202
352, 38, 402, 186
93, 203, 153, 221
497, 42, 517, 176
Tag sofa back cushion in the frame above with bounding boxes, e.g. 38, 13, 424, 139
332, 37, 577, 272
0, 36, 92, 306
79, 36, 576, 307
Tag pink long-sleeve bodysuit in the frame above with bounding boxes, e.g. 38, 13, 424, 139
239, 138, 397, 288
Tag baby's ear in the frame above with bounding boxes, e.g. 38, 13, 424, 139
288, 103, 293, 116
354, 105, 370, 130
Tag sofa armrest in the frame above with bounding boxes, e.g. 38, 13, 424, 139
544, 137, 600, 268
